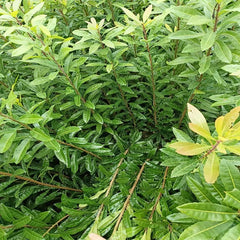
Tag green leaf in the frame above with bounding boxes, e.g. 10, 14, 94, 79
55, 149, 70, 167
187, 15, 212, 25
44, 139, 60, 151
169, 142, 210, 156
221, 223, 240, 240
13, 215, 31, 229
171, 161, 197, 178
171, 6, 201, 19
203, 152, 219, 184
0, 203, 14, 222
30, 72, 58, 85
85, 83, 103, 95
187, 176, 217, 202
13, 139, 31, 164
224, 188, 240, 209
121, 7, 141, 23
220, 160, 240, 191
172, 128, 193, 142
102, 40, 115, 48
23, 2, 44, 24
177, 203, 237, 221
143, 5, 152, 23
19, 113, 43, 124
23, 228, 43, 240
179, 220, 233, 240
13, 0, 22, 12
83, 109, 91, 123
215, 40, 232, 63
199, 55, 211, 74
200, 31, 216, 51
85, 100, 95, 109
12, 45, 33, 57
57, 126, 81, 136
0, 228, 6, 240
89, 43, 101, 54
30, 128, 52, 142
169, 30, 203, 39
93, 112, 103, 124
0, 130, 16, 153
168, 56, 199, 65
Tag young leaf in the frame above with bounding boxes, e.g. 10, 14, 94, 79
215, 116, 224, 137
121, 7, 141, 23
13, 0, 22, 12
187, 104, 210, 133
23, 2, 44, 24
203, 152, 219, 184
0, 130, 16, 153
169, 142, 210, 156
188, 123, 214, 141
177, 202, 237, 221
143, 5, 152, 23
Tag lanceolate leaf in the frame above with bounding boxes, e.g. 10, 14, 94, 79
13, 139, 31, 164
215, 40, 232, 63
220, 160, 240, 191
200, 31, 216, 51
221, 223, 240, 240
169, 142, 210, 156
177, 203, 237, 221
188, 123, 214, 141
0, 130, 16, 153
179, 221, 233, 240
187, 176, 217, 202
30, 128, 52, 142
19, 113, 43, 124
203, 152, 219, 184
224, 188, 240, 209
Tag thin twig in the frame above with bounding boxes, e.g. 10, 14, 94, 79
142, 24, 157, 126
96, 149, 129, 218
178, 3, 221, 127
0, 224, 48, 229
0, 171, 82, 192
42, 214, 69, 237
148, 166, 169, 221
112, 159, 150, 233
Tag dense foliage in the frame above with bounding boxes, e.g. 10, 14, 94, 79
0, 0, 240, 239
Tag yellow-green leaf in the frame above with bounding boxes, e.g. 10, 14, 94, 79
222, 106, 240, 136
187, 103, 210, 133
121, 7, 141, 23
143, 5, 152, 23
225, 145, 240, 156
169, 142, 210, 156
204, 152, 219, 183
189, 123, 214, 141
215, 116, 224, 137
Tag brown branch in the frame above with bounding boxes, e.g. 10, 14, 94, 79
148, 166, 169, 221
59, 9, 68, 26
112, 159, 150, 233
178, 3, 221, 127
142, 24, 157, 126
96, 149, 129, 218
42, 214, 69, 237
0, 171, 82, 192
0, 112, 102, 159
201, 140, 222, 159
0, 80, 9, 89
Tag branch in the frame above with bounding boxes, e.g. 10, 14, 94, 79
96, 149, 129, 218
112, 159, 149, 233
142, 24, 157, 127
0, 171, 82, 192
